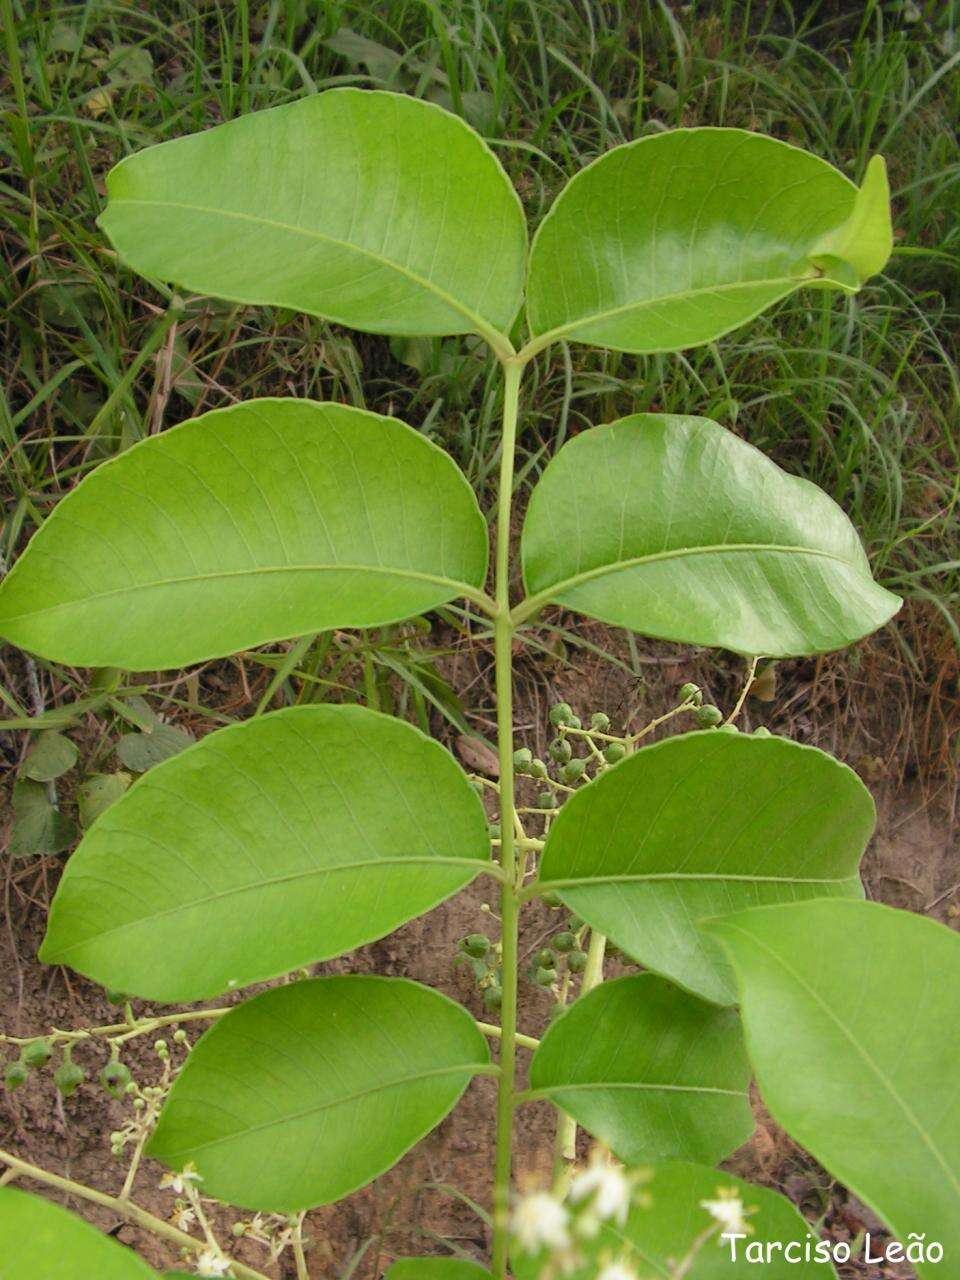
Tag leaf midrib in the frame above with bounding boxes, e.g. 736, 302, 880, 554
109, 198, 510, 351
46, 854, 495, 960
524, 1081, 748, 1102
156, 1061, 495, 1159
532, 871, 859, 896
2, 562, 487, 623
517, 541, 859, 622
725, 922, 960, 1202
528, 271, 807, 348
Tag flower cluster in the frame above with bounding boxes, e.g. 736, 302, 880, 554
509, 1148, 649, 1278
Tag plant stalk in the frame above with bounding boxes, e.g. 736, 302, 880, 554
490, 357, 524, 1278
0, 1148, 272, 1280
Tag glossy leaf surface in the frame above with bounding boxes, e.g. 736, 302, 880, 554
0, 400, 488, 669
0, 1189, 157, 1279
520, 415, 900, 656
41, 705, 490, 1002
527, 975, 752, 1165
386, 1261, 491, 1279
149, 977, 490, 1211
536, 731, 872, 1004
512, 1161, 835, 1279
709, 899, 960, 1274
526, 129, 890, 354
98, 89, 525, 350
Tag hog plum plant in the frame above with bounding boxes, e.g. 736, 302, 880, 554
2, 90, 959, 1280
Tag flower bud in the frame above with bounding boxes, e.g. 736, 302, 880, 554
695, 704, 723, 728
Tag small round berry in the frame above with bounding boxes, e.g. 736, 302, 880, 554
513, 748, 533, 773
549, 702, 573, 727
4, 1060, 28, 1090
603, 742, 626, 764
560, 758, 587, 784
21, 1039, 53, 1069
100, 1061, 132, 1097
553, 931, 576, 953
462, 934, 490, 958
566, 950, 588, 974
679, 682, 702, 705
590, 712, 611, 731
537, 949, 556, 970
549, 737, 572, 764
537, 791, 557, 810
483, 986, 503, 1012
54, 1061, 85, 1097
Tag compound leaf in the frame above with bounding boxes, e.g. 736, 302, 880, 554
526, 975, 752, 1166
536, 731, 872, 1004
519, 414, 900, 656
708, 900, 960, 1277
0, 1188, 157, 1279
98, 89, 525, 354
41, 705, 490, 1002
511, 1161, 836, 1279
149, 976, 490, 1211
0, 400, 489, 669
526, 129, 890, 355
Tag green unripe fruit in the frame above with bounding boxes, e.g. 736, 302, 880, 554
4, 1060, 28, 1090
753, 726, 772, 737
590, 712, 611, 731
567, 950, 588, 973
567, 714, 582, 730
529, 758, 548, 779
483, 986, 502, 1012
718, 723, 739, 734
22, 1039, 53, 1069
568, 915, 584, 931
695, 704, 723, 728
462, 933, 490, 958
549, 737, 572, 764
679, 682, 702, 705
561, 758, 587, 784
554, 931, 576, 953
100, 1061, 132, 1097
603, 742, 626, 764
537, 949, 556, 969
488, 822, 501, 840
54, 1061, 85, 1097
535, 967, 556, 988
513, 747, 533, 772
537, 791, 557, 810
549, 702, 573, 726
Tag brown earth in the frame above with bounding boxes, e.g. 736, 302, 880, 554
1, 611, 957, 1278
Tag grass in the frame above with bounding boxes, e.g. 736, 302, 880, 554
1, 0, 958, 736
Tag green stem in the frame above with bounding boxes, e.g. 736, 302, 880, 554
554, 929, 606, 1182
490, 357, 524, 1278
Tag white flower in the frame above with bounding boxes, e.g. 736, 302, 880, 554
597, 1264, 638, 1280
701, 1189, 749, 1236
511, 1191, 571, 1254
569, 1156, 631, 1227
194, 1248, 232, 1278
160, 1162, 203, 1195
171, 1204, 196, 1232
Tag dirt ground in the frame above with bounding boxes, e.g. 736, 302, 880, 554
1, 610, 957, 1278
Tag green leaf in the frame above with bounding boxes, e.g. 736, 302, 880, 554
22, 730, 78, 781
0, 399, 489, 670
386, 1261, 491, 1279
708, 900, 960, 1277
0, 1188, 157, 1279
149, 976, 491, 1211
115, 723, 193, 772
511, 1161, 836, 1279
98, 89, 525, 355
10, 779, 77, 858
526, 974, 752, 1166
519, 414, 900, 656
525, 129, 890, 355
535, 731, 872, 1004
77, 771, 132, 827
41, 705, 490, 1002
